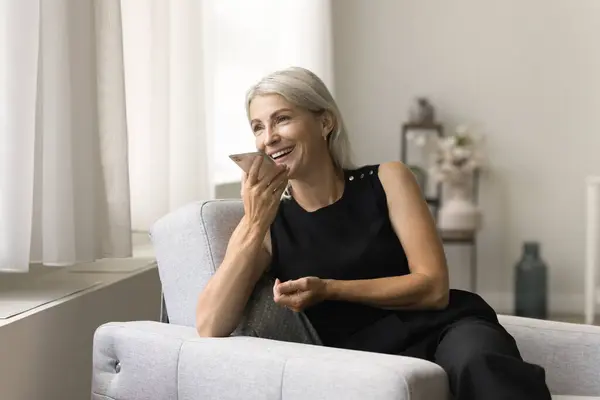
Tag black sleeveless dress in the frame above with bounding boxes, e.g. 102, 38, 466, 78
269, 164, 499, 357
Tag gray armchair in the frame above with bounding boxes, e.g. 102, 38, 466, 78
92, 200, 600, 399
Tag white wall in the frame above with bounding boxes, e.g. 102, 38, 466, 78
332, 0, 600, 313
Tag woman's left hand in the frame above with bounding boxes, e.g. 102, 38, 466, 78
273, 277, 328, 312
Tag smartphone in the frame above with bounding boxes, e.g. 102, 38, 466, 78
229, 151, 278, 180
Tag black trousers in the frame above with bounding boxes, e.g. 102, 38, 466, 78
400, 317, 552, 400
336, 290, 553, 400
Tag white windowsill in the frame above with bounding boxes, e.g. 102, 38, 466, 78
0, 233, 156, 327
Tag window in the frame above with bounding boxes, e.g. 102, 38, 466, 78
205, 0, 332, 184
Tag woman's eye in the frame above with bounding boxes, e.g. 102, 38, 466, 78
252, 125, 264, 135
276, 115, 290, 123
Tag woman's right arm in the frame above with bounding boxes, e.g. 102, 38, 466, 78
195, 156, 287, 337
194, 219, 271, 337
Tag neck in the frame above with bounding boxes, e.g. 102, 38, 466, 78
290, 159, 345, 212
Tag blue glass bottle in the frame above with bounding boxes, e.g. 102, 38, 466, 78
514, 242, 548, 319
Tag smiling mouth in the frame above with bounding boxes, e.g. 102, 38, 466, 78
270, 147, 295, 160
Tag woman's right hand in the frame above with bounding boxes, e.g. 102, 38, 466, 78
241, 156, 288, 232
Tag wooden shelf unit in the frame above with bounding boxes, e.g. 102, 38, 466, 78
401, 122, 481, 292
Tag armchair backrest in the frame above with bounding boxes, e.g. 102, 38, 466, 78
150, 200, 244, 327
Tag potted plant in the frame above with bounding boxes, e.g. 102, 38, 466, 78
428, 125, 486, 233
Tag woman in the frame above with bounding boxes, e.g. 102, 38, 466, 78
195, 67, 551, 400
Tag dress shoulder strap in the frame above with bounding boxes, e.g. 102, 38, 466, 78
344, 164, 389, 216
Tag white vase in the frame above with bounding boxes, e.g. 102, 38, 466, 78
438, 182, 482, 233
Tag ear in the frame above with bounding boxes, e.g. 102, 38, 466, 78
320, 110, 335, 140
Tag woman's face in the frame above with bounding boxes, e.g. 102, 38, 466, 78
249, 94, 331, 178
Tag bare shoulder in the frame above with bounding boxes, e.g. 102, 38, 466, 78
377, 161, 420, 198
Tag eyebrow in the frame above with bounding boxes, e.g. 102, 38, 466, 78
250, 108, 293, 125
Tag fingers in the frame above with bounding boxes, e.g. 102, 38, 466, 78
274, 292, 306, 312
273, 166, 289, 186
240, 172, 247, 196
273, 278, 302, 311
257, 165, 287, 191
272, 177, 288, 197
278, 278, 308, 295
273, 277, 324, 312
246, 156, 288, 196
273, 278, 281, 299
266, 169, 289, 195
251, 165, 288, 199
277, 280, 296, 295
246, 155, 263, 186
260, 163, 286, 187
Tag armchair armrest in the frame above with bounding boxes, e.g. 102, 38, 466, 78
499, 315, 600, 396
92, 321, 450, 400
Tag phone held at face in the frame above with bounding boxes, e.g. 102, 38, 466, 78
229, 151, 278, 180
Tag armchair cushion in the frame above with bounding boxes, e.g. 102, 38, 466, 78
150, 200, 243, 327
93, 321, 450, 400
500, 315, 600, 396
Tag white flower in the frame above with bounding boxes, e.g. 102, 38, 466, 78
452, 147, 471, 159
428, 124, 486, 185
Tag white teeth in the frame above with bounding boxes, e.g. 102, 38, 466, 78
271, 147, 293, 159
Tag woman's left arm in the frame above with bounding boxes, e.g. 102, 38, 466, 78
324, 161, 450, 310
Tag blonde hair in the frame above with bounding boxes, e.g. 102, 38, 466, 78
245, 66, 354, 174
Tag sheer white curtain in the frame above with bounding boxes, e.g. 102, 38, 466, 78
0, 0, 131, 272
121, 0, 211, 231
0, 0, 334, 271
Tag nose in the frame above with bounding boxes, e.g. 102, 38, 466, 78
264, 126, 280, 147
